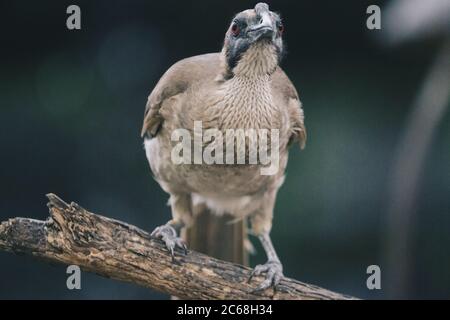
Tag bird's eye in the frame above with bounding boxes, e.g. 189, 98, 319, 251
277, 21, 284, 35
231, 22, 240, 37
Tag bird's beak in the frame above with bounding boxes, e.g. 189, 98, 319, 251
248, 11, 274, 42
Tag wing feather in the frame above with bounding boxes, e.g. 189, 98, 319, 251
271, 68, 307, 149
141, 53, 222, 137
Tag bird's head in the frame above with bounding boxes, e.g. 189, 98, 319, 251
222, 3, 284, 78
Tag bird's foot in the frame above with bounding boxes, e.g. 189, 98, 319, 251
151, 224, 187, 257
248, 260, 283, 292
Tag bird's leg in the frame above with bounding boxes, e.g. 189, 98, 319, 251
248, 231, 284, 292
152, 194, 191, 257
151, 219, 187, 257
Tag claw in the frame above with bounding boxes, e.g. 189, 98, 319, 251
248, 264, 266, 282
248, 260, 283, 293
176, 238, 188, 255
151, 224, 188, 257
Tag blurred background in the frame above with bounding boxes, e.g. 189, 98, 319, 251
0, 0, 449, 299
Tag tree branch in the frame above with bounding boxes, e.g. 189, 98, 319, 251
0, 194, 355, 300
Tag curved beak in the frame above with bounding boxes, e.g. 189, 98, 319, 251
248, 12, 274, 41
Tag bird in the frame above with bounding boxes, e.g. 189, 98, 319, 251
141, 2, 306, 291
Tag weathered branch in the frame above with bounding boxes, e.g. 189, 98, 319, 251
0, 194, 354, 300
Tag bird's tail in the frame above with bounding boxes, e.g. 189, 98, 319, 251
183, 203, 249, 266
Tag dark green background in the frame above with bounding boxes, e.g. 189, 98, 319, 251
0, 0, 448, 299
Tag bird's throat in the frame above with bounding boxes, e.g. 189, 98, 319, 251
232, 41, 279, 77
219, 73, 278, 130
217, 42, 280, 129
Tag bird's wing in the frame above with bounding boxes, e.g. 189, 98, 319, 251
141, 53, 222, 137
271, 68, 307, 149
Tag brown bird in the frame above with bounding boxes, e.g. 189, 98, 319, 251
141, 3, 306, 291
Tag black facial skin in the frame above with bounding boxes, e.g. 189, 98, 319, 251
225, 11, 285, 71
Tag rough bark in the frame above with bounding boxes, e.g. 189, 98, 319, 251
0, 194, 355, 300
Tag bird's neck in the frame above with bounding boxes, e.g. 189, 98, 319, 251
219, 73, 278, 130
232, 42, 279, 77
217, 43, 280, 129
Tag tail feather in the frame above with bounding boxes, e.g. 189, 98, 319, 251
183, 203, 248, 266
